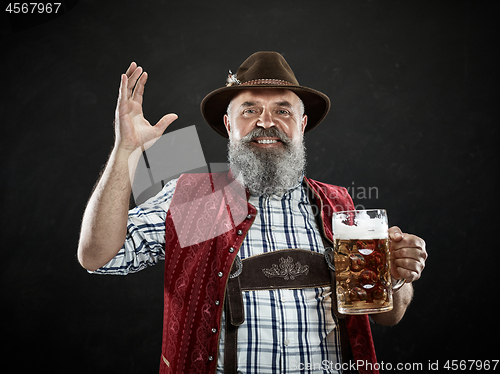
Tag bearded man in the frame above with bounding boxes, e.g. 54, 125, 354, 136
78, 52, 427, 374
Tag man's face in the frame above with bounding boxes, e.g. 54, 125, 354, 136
224, 89, 308, 196
223, 89, 308, 145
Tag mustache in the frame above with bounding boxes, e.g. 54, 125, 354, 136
240, 127, 292, 145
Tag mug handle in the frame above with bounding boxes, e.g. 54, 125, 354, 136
392, 278, 406, 291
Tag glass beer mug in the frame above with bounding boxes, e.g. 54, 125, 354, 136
332, 209, 405, 314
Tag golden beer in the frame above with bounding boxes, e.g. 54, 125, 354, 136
333, 209, 401, 315
334, 238, 394, 314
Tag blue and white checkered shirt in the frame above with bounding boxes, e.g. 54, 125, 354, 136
93, 177, 342, 373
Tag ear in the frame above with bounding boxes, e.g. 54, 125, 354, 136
223, 114, 231, 135
301, 115, 308, 134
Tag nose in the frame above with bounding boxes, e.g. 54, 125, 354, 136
256, 109, 276, 129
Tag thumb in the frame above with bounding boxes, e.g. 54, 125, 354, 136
143, 113, 179, 150
155, 113, 178, 133
388, 226, 403, 241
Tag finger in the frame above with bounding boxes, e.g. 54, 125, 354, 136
388, 226, 403, 241
393, 247, 427, 261
394, 257, 425, 273
390, 266, 406, 281
393, 259, 424, 282
393, 268, 416, 283
392, 265, 414, 282
132, 71, 148, 104
125, 61, 137, 78
394, 253, 426, 280
391, 245, 427, 282
391, 235, 427, 256
116, 73, 129, 114
127, 66, 143, 94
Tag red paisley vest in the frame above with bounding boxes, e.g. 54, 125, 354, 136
160, 172, 378, 374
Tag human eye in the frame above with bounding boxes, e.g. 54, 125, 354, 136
242, 108, 258, 115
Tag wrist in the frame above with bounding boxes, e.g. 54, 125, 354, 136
391, 276, 407, 293
393, 282, 413, 305
393, 282, 406, 293
112, 143, 142, 163
106, 145, 143, 185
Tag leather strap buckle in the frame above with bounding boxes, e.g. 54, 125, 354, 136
324, 246, 335, 272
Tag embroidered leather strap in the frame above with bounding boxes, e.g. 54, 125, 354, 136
240, 249, 330, 290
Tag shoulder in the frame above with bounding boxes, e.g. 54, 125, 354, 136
129, 177, 179, 215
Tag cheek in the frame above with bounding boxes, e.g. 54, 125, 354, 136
286, 122, 305, 139
233, 121, 255, 139
232, 128, 247, 141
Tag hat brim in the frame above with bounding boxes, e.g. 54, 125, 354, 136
200, 85, 331, 138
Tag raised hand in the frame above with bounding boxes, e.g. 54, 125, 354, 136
114, 62, 178, 153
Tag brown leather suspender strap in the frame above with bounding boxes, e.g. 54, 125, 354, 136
224, 286, 240, 374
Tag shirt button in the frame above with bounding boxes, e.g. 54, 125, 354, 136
237, 229, 243, 235
229, 247, 235, 253
218, 272, 223, 278
246, 214, 252, 219
211, 328, 217, 333
208, 355, 214, 361
215, 300, 220, 306
284, 339, 290, 346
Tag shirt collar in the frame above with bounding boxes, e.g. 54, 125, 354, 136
249, 175, 305, 200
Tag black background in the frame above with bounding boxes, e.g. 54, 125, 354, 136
2, 0, 499, 372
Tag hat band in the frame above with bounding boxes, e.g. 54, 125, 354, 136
240, 78, 294, 86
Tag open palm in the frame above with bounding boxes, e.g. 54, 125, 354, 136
114, 62, 177, 153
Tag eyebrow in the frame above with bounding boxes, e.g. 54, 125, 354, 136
239, 100, 294, 108
240, 101, 257, 108
275, 101, 293, 108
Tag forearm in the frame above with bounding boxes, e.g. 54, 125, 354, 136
77, 147, 140, 271
370, 283, 414, 326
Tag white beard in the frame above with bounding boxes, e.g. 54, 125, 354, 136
227, 127, 307, 196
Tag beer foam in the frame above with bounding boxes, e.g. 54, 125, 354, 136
333, 215, 388, 240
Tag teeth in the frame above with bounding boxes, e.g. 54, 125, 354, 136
256, 139, 278, 144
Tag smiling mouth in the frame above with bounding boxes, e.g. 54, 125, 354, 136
254, 139, 280, 144
251, 135, 284, 145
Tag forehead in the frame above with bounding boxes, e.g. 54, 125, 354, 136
230, 88, 301, 106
